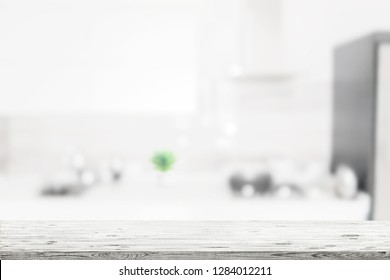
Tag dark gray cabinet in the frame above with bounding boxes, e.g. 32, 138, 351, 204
332, 33, 390, 219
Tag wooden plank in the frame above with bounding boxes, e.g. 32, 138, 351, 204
1, 221, 390, 260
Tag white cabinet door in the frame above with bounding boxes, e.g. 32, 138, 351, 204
374, 43, 390, 220
0, 0, 200, 114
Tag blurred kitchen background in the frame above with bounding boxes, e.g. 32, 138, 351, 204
0, 0, 389, 220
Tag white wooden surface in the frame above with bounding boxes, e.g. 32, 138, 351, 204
1, 221, 390, 259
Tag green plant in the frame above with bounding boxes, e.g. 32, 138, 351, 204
151, 150, 176, 172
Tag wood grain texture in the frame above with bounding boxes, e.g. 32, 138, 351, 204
1, 221, 390, 260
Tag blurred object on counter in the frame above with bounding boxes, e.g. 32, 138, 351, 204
41, 151, 98, 196
229, 172, 273, 197
41, 170, 85, 196
79, 170, 97, 186
109, 158, 124, 183
71, 152, 86, 173
253, 173, 273, 194
241, 184, 256, 198
226, 158, 356, 200
69, 152, 98, 187
268, 159, 331, 196
151, 151, 176, 172
229, 173, 247, 194
272, 183, 304, 199
334, 164, 358, 199
150, 150, 176, 187
41, 182, 84, 196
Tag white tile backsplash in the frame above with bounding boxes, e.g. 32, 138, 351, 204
4, 102, 331, 177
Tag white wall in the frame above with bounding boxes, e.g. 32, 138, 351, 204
284, 0, 390, 81
3, 0, 390, 175
0, 0, 200, 114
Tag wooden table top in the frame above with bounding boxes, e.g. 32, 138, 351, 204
1, 221, 390, 260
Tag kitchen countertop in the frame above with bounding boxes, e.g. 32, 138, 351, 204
0, 178, 371, 220
1, 221, 390, 260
